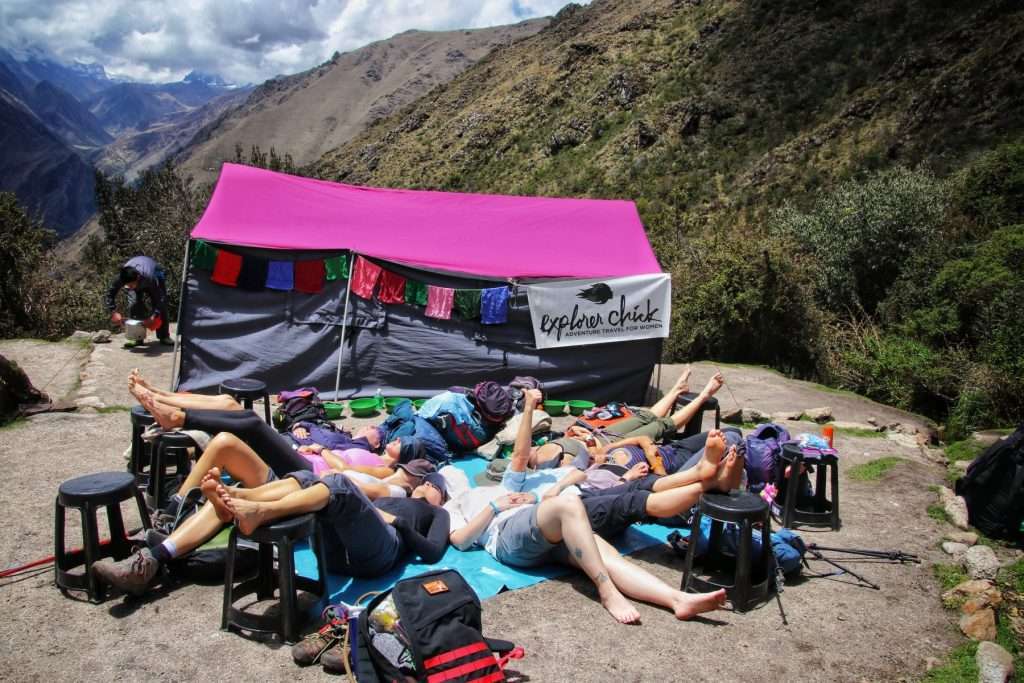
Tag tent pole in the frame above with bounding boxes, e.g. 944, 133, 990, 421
333, 253, 354, 398
170, 239, 192, 390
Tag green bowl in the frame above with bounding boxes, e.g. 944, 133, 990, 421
323, 401, 345, 419
349, 398, 379, 417
567, 400, 595, 416
413, 399, 426, 410
543, 399, 566, 415
385, 397, 410, 414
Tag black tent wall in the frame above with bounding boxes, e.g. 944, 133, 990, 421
177, 246, 661, 403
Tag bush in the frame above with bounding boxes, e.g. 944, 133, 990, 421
951, 140, 1024, 231
770, 166, 948, 315
0, 193, 55, 338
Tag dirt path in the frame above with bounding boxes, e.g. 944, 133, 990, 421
0, 345, 961, 682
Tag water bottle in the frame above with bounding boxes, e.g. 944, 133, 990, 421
375, 388, 383, 409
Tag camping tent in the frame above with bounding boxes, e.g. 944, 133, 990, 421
176, 163, 666, 402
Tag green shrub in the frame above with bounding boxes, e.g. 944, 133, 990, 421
952, 140, 1024, 231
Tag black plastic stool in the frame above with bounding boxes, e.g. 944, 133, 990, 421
147, 432, 196, 511
675, 391, 721, 439
681, 491, 773, 612
129, 405, 155, 491
776, 444, 841, 531
219, 378, 271, 423
54, 471, 151, 602
221, 514, 327, 643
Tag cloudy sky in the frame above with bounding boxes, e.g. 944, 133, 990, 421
0, 0, 586, 84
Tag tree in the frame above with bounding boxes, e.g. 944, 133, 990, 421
0, 193, 55, 338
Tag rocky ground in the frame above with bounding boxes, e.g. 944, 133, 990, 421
0, 331, 1016, 682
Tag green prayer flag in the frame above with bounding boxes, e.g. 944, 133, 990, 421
405, 280, 428, 306
191, 240, 217, 270
454, 289, 482, 319
324, 254, 349, 281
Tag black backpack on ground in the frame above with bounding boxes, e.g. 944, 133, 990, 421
356, 569, 520, 682
955, 425, 1024, 543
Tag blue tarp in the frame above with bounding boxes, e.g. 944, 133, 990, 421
293, 457, 689, 603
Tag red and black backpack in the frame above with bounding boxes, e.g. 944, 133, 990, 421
356, 569, 522, 682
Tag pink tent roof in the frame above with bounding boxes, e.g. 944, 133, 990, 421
190, 163, 661, 279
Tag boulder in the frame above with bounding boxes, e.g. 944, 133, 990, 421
741, 408, 770, 424
804, 406, 832, 423
964, 545, 1001, 581
976, 641, 1014, 682
960, 608, 997, 641
943, 531, 978, 546
68, 330, 91, 341
830, 420, 882, 432
942, 541, 969, 557
722, 408, 743, 424
91, 330, 111, 344
774, 410, 804, 422
971, 431, 1007, 448
938, 487, 971, 530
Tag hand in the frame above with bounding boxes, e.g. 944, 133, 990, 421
624, 462, 649, 481
524, 388, 542, 409
110, 312, 124, 326
541, 488, 559, 502
291, 426, 310, 439
298, 444, 324, 455
492, 493, 533, 512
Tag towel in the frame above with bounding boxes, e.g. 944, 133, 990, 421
351, 256, 382, 299
425, 285, 455, 319
454, 289, 482, 320
481, 286, 510, 324
210, 250, 242, 287
324, 254, 349, 281
378, 270, 407, 304
191, 240, 217, 270
294, 259, 326, 294
404, 280, 428, 306
266, 261, 295, 291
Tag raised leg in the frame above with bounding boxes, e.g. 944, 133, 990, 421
175, 433, 271, 497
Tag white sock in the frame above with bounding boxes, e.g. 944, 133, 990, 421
160, 539, 178, 559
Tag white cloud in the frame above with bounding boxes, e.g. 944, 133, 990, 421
0, 0, 590, 85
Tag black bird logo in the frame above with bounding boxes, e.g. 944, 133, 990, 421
577, 283, 613, 304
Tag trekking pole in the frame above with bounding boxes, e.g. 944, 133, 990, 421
808, 544, 920, 564
772, 561, 788, 626
805, 548, 880, 590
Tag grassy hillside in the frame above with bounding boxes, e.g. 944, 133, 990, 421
314, 0, 1024, 432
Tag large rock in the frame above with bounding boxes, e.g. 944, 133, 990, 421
773, 410, 804, 421
976, 641, 1014, 682
722, 407, 743, 424
938, 487, 971, 530
804, 406, 832, 423
964, 545, 1001, 580
741, 408, 770, 424
942, 541, 969, 557
944, 531, 978, 546
960, 608, 997, 641
91, 330, 111, 344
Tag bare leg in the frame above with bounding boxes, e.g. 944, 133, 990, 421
137, 389, 185, 430
130, 375, 240, 411
591, 536, 726, 619
219, 482, 331, 535
712, 447, 744, 492
666, 373, 724, 430
644, 482, 706, 518
536, 496, 641, 624
651, 429, 727, 492
162, 502, 228, 556
175, 433, 271, 496
649, 365, 692, 418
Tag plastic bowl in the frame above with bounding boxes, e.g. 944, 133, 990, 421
385, 397, 410, 414
323, 401, 345, 419
543, 399, 566, 415
349, 398, 379, 417
567, 400, 596, 416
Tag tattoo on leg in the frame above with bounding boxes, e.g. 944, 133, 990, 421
573, 547, 583, 560
596, 571, 609, 584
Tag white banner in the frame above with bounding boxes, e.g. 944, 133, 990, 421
527, 274, 671, 349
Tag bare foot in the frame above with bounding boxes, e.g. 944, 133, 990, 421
200, 467, 222, 488
694, 430, 727, 481
670, 365, 692, 396
137, 389, 184, 430
598, 582, 641, 624
228, 497, 268, 536
713, 447, 744, 492
672, 588, 727, 620
701, 372, 724, 398
202, 479, 234, 523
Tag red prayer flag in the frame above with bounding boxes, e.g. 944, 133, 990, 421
210, 250, 242, 286
294, 259, 326, 294
378, 269, 407, 304
351, 255, 383, 299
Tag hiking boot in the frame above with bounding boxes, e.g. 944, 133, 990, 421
320, 642, 353, 674
157, 337, 175, 346
144, 529, 168, 549
92, 548, 161, 596
292, 605, 349, 666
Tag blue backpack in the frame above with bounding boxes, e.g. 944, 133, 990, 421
744, 423, 791, 493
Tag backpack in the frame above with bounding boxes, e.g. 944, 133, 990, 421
744, 423, 791, 493
356, 569, 521, 682
273, 388, 326, 430
955, 425, 1024, 543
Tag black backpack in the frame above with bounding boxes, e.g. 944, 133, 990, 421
955, 425, 1024, 543
273, 392, 327, 430
356, 569, 520, 682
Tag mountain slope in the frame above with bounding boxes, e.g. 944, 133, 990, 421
0, 90, 96, 236
177, 20, 547, 184
315, 0, 1024, 259
30, 80, 113, 151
